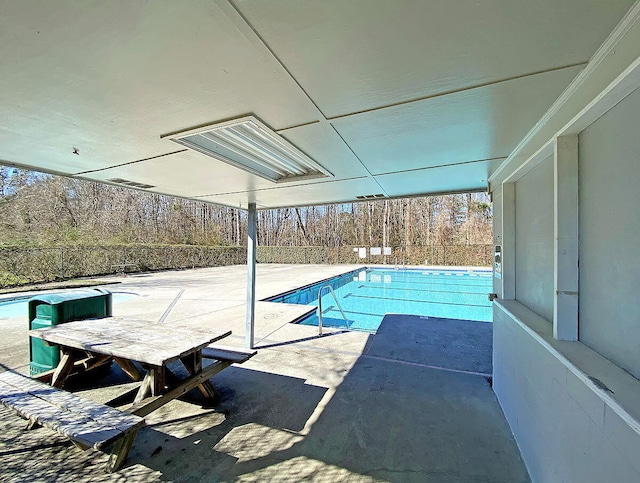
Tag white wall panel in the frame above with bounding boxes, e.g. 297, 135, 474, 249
579, 86, 640, 379
494, 302, 640, 483
515, 157, 554, 322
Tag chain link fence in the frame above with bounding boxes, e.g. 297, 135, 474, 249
0, 244, 491, 288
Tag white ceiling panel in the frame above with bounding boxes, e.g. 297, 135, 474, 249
80, 150, 276, 200
0, 1, 635, 208
375, 160, 501, 198
234, 0, 635, 118
0, 0, 319, 175
332, 66, 581, 176
278, 122, 370, 179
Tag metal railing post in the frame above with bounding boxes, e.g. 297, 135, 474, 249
317, 284, 348, 335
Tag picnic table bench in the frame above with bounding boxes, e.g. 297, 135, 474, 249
0, 370, 145, 473
110, 262, 137, 275
202, 344, 257, 364
6, 317, 259, 471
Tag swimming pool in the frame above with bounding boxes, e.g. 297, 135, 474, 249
267, 268, 492, 333
0, 292, 138, 319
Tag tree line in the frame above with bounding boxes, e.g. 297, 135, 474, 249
0, 166, 492, 248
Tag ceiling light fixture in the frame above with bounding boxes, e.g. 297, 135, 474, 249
107, 178, 156, 189
165, 116, 332, 183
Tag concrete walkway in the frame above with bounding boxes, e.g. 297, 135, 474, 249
0, 264, 529, 482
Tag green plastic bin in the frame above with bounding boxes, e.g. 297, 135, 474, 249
29, 289, 112, 376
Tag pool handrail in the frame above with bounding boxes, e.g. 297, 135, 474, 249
317, 285, 348, 335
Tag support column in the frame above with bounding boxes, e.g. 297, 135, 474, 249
553, 135, 579, 340
502, 182, 516, 300
246, 203, 257, 349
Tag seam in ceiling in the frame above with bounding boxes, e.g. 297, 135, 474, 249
275, 120, 321, 134
224, 0, 329, 121
271, 62, 589, 133
222, 0, 389, 197
326, 62, 588, 122
73, 149, 188, 176
376, 157, 507, 177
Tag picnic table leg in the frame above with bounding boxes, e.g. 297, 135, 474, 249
133, 365, 164, 403
180, 351, 219, 402
149, 366, 165, 396
127, 360, 232, 418
200, 381, 219, 401
32, 353, 111, 384
114, 357, 144, 381
26, 418, 40, 430
133, 374, 152, 403
51, 349, 78, 389
105, 430, 139, 473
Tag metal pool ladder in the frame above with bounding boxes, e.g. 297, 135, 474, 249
317, 285, 348, 335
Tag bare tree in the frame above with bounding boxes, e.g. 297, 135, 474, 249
0, 165, 492, 249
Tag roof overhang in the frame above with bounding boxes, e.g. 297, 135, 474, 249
0, 0, 635, 209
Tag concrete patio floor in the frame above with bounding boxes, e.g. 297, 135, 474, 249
0, 264, 529, 482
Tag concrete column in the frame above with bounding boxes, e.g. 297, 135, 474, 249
502, 182, 516, 300
246, 203, 257, 349
553, 135, 579, 340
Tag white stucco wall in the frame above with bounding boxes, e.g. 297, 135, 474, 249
492, 46, 640, 481
578, 86, 640, 380
514, 157, 554, 322
494, 302, 640, 483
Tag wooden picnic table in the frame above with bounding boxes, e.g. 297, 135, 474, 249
29, 317, 232, 417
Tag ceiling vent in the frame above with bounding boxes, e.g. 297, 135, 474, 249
107, 178, 156, 189
165, 116, 332, 183
356, 193, 386, 200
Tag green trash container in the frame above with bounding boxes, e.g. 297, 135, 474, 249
29, 289, 112, 376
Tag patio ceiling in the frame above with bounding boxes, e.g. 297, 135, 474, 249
0, 0, 634, 209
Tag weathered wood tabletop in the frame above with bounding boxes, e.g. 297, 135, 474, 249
19, 315, 239, 468
29, 317, 231, 367
29, 317, 233, 416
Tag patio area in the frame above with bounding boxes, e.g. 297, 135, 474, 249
0, 264, 528, 482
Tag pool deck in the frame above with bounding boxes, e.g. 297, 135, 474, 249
0, 264, 529, 482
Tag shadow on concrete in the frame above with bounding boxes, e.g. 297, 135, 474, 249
0, 437, 71, 457
0, 315, 529, 482
136, 316, 526, 482
255, 330, 350, 349
366, 314, 493, 374
0, 366, 328, 482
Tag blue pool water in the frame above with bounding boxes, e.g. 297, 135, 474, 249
267, 268, 492, 333
0, 292, 137, 319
